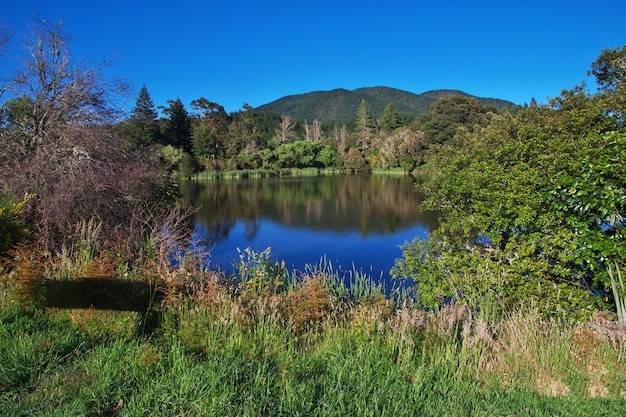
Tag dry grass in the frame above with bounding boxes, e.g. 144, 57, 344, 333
284, 274, 334, 332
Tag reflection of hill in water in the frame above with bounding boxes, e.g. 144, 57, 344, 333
180, 174, 439, 243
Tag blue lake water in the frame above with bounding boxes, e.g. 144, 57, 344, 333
180, 174, 438, 281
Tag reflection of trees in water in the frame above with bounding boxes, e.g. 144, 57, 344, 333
180, 175, 439, 243
193, 221, 235, 246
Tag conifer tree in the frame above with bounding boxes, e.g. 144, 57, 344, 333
126, 84, 160, 146
380, 102, 403, 132
132, 84, 158, 121
355, 99, 374, 149
163, 97, 192, 153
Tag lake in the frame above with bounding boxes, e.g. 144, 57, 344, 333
179, 174, 438, 282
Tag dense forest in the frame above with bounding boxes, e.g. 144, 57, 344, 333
254, 86, 517, 121
111, 84, 515, 175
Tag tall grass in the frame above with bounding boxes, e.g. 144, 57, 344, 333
2, 233, 626, 415
608, 262, 626, 323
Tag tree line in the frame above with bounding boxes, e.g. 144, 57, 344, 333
114, 82, 505, 176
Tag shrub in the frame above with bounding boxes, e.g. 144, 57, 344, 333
0, 193, 35, 256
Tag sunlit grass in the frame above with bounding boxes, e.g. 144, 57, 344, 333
2, 242, 626, 415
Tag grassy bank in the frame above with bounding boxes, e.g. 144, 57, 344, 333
194, 167, 420, 180
195, 167, 344, 180
1, 245, 626, 416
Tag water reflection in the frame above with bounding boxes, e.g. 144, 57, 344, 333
179, 174, 438, 277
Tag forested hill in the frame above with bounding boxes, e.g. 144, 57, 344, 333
254, 87, 519, 121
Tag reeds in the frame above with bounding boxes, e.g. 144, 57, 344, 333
608, 262, 626, 323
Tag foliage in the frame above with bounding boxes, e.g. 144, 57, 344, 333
271, 140, 336, 168
162, 97, 192, 153
393, 47, 626, 318
423, 95, 497, 146
0, 193, 35, 255
392, 237, 602, 321
117, 85, 160, 148
338, 147, 369, 172
234, 247, 290, 298
373, 125, 425, 170
380, 102, 403, 132
588, 45, 626, 93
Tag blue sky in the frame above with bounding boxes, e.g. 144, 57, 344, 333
2, 1, 625, 114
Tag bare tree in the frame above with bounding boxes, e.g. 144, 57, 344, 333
275, 114, 295, 144
4, 17, 127, 151
303, 118, 322, 142
333, 124, 349, 151
0, 16, 166, 250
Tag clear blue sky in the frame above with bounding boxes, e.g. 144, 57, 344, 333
2, 1, 625, 114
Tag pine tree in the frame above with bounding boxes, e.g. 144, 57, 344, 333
163, 98, 192, 153
381, 103, 403, 132
132, 85, 158, 121
125, 85, 160, 146
355, 99, 374, 149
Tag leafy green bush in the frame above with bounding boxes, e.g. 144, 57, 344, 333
394, 47, 626, 320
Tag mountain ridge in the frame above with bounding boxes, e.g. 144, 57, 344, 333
254, 86, 519, 122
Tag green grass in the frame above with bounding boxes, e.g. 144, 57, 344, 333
195, 167, 353, 180
2, 299, 626, 416
2, 246, 626, 416
371, 167, 410, 175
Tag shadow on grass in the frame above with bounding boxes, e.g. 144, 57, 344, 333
32, 277, 164, 336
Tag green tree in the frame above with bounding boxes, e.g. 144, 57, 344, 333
380, 102, 403, 132
163, 98, 192, 153
421, 95, 494, 146
133, 84, 158, 121
588, 46, 626, 93
392, 58, 626, 319
0, 95, 32, 131
123, 84, 160, 147
226, 103, 262, 165
190, 98, 230, 169
339, 148, 369, 172
355, 99, 374, 149
316, 145, 338, 167
587, 46, 626, 127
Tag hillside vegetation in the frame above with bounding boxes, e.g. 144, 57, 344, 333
255, 86, 518, 121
